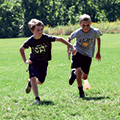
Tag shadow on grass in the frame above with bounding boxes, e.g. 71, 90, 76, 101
40, 100, 55, 105
83, 96, 110, 101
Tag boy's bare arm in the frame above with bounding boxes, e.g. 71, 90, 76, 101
19, 46, 32, 64
67, 37, 72, 43
55, 37, 77, 55
96, 37, 101, 61
19, 46, 27, 63
67, 37, 72, 52
67, 37, 72, 60
55, 37, 73, 48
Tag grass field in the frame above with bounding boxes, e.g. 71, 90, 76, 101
0, 34, 120, 120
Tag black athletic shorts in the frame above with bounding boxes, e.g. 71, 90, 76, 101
71, 52, 92, 75
29, 61, 48, 83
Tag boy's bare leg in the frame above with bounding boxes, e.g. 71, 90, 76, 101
80, 71, 91, 90
30, 77, 39, 97
76, 68, 82, 87
81, 71, 88, 80
29, 77, 41, 105
76, 68, 85, 98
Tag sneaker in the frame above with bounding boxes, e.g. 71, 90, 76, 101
78, 91, 85, 98
69, 69, 76, 85
32, 100, 41, 105
25, 79, 31, 94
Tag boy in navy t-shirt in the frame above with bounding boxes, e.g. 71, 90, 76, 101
19, 19, 76, 105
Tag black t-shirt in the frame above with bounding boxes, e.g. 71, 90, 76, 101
23, 34, 56, 62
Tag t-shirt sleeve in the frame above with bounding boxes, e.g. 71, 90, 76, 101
95, 29, 103, 38
47, 35, 56, 42
22, 39, 30, 49
70, 29, 80, 40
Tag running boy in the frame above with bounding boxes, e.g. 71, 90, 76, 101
67, 14, 102, 98
19, 19, 76, 105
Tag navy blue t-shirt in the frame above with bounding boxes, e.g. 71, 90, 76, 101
23, 34, 56, 62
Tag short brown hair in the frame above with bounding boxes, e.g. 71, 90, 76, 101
80, 14, 91, 23
28, 19, 44, 31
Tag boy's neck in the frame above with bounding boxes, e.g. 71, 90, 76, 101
33, 35, 42, 40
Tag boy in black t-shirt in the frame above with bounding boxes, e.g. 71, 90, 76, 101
19, 19, 77, 105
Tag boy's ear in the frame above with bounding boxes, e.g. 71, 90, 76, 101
88, 22, 92, 26
79, 23, 81, 26
31, 30, 34, 33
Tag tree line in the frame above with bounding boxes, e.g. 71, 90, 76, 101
0, 0, 120, 38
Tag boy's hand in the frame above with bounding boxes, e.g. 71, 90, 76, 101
96, 52, 101, 61
72, 47, 77, 56
67, 46, 77, 60
25, 60, 32, 64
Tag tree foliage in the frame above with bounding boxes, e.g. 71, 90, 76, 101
0, 0, 120, 38
0, 0, 23, 38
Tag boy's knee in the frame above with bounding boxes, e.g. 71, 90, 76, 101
30, 77, 44, 84
37, 80, 43, 84
82, 74, 88, 80
37, 76, 45, 84
30, 77, 36, 83
76, 68, 82, 74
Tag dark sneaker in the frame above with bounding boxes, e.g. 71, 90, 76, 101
25, 79, 31, 94
78, 91, 85, 98
69, 69, 76, 85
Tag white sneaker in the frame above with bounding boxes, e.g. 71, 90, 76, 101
31, 100, 41, 105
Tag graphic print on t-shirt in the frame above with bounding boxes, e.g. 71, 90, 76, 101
78, 38, 93, 48
32, 43, 48, 54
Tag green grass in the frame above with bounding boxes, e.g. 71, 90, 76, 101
0, 34, 120, 120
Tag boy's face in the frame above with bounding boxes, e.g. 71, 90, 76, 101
79, 21, 91, 33
32, 26, 43, 39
